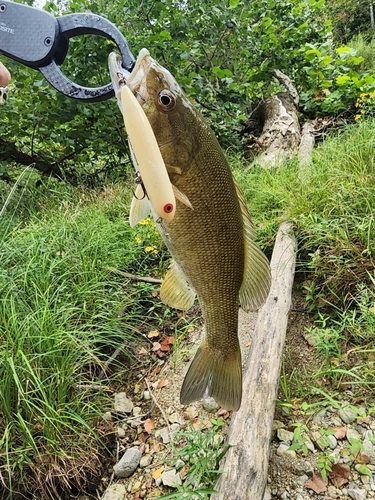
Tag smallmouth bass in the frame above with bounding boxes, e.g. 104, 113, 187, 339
127, 49, 271, 411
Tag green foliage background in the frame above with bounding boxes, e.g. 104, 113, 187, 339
2, 0, 375, 184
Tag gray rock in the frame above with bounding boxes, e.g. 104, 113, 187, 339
348, 487, 367, 500
327, 485, 339, 498
133, 406, 142, 417
338, 405, 359, 424
101, 484, 127, 500
202, 397, 220, 412
271, 420, 285, 441
328, 434, 338, 449
277, 428, 295, 444
114, 447, 141, 478
276, 443, 296, 459
363, 440, 375, 464
295, 474, 309, 486
130, 480, 142, 494
158, 423, 180, 444
347, 427, 363, 442
140, 454, 152, 468
263, 487, 272, 500
114, 392, 133, 413
293, 460, 314, 477
161, 469, 182, 487
143, 390, 151, 400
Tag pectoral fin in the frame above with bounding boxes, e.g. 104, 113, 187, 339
172, 185, 193, 210
234, 179, 272, 311
160, 260, 196, 310
129, 184, 151, 227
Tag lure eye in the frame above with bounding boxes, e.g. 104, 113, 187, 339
158, 90, 176, 111
163, 203, 174, 214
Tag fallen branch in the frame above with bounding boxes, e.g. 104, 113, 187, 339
270, 69, 299, 108
213, 222, 297, 500
106, 267, 163, 284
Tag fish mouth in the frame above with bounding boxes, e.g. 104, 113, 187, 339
125, 48, 153, 104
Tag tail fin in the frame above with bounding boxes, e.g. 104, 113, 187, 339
180, 343, 242, 411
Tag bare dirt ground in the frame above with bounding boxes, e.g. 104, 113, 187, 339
99, 292, 319, 500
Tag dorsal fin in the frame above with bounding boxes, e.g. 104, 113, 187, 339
234, 179, 272, 311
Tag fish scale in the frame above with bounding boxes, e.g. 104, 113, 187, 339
127, 49, 271, 410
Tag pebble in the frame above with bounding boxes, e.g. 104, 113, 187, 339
133, 407, 142, 417
102, 411, 112, 422
139, 454, 152, 468
328, 434, 338, 449
143, 390, 151, 400
101, 484, 127, 500
114, 447, 141, 478
129, 480, 142, 494
114, 392, 133, 413
202, 397, 220, 412
347, 428, 363, 442
327, 485, 339, 498
363, 440, 375, 464
157, 423, 180, 444
338, 405, 359, 424
160, 469, 182, 487
276, 443, 296, 459
277, 428, 295, 444
293, 460, 314, 477
347, 487, 367, 500
116, 426, 126, 438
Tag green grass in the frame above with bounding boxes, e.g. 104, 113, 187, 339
233, 118, 375, 308
0, 179, 173, 498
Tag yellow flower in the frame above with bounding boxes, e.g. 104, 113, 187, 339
145, 245, 159, 255
354, 114, 362, 120
135, 236, 142, 244
140, 217, 153, 226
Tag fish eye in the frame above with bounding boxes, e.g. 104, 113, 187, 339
158, 90, 176, 110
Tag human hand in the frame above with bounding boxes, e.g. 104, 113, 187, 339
0, 62, 11, 86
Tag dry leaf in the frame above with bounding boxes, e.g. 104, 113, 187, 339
305, 472, 327, 493
159, 343, 171, 352
152, 466, 165, 480
217, 408, 230, 419
148, 330, 160, 339
139, 442, 146, 454
144, 418, 155, 434
152, 342, 161, 352
149, 442, 160, 454
149, 366, 161, 381
183, 406, 198, 420
157, 378, 169, 389
355, 451, 370, 464
192, 418, 213, 431
245, 341, 252, 348
333, 426, 346, 440
328, 462, 350, 487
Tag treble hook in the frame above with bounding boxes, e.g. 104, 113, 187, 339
133, 171, 147, 200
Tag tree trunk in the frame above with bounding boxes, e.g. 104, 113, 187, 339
243, 93, 300, 168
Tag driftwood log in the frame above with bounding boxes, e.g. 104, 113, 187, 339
212, 221, 297, 500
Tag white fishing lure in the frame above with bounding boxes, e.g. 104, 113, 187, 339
119, 85, 176, 223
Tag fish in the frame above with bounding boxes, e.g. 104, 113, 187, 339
126, 48, 271, 411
